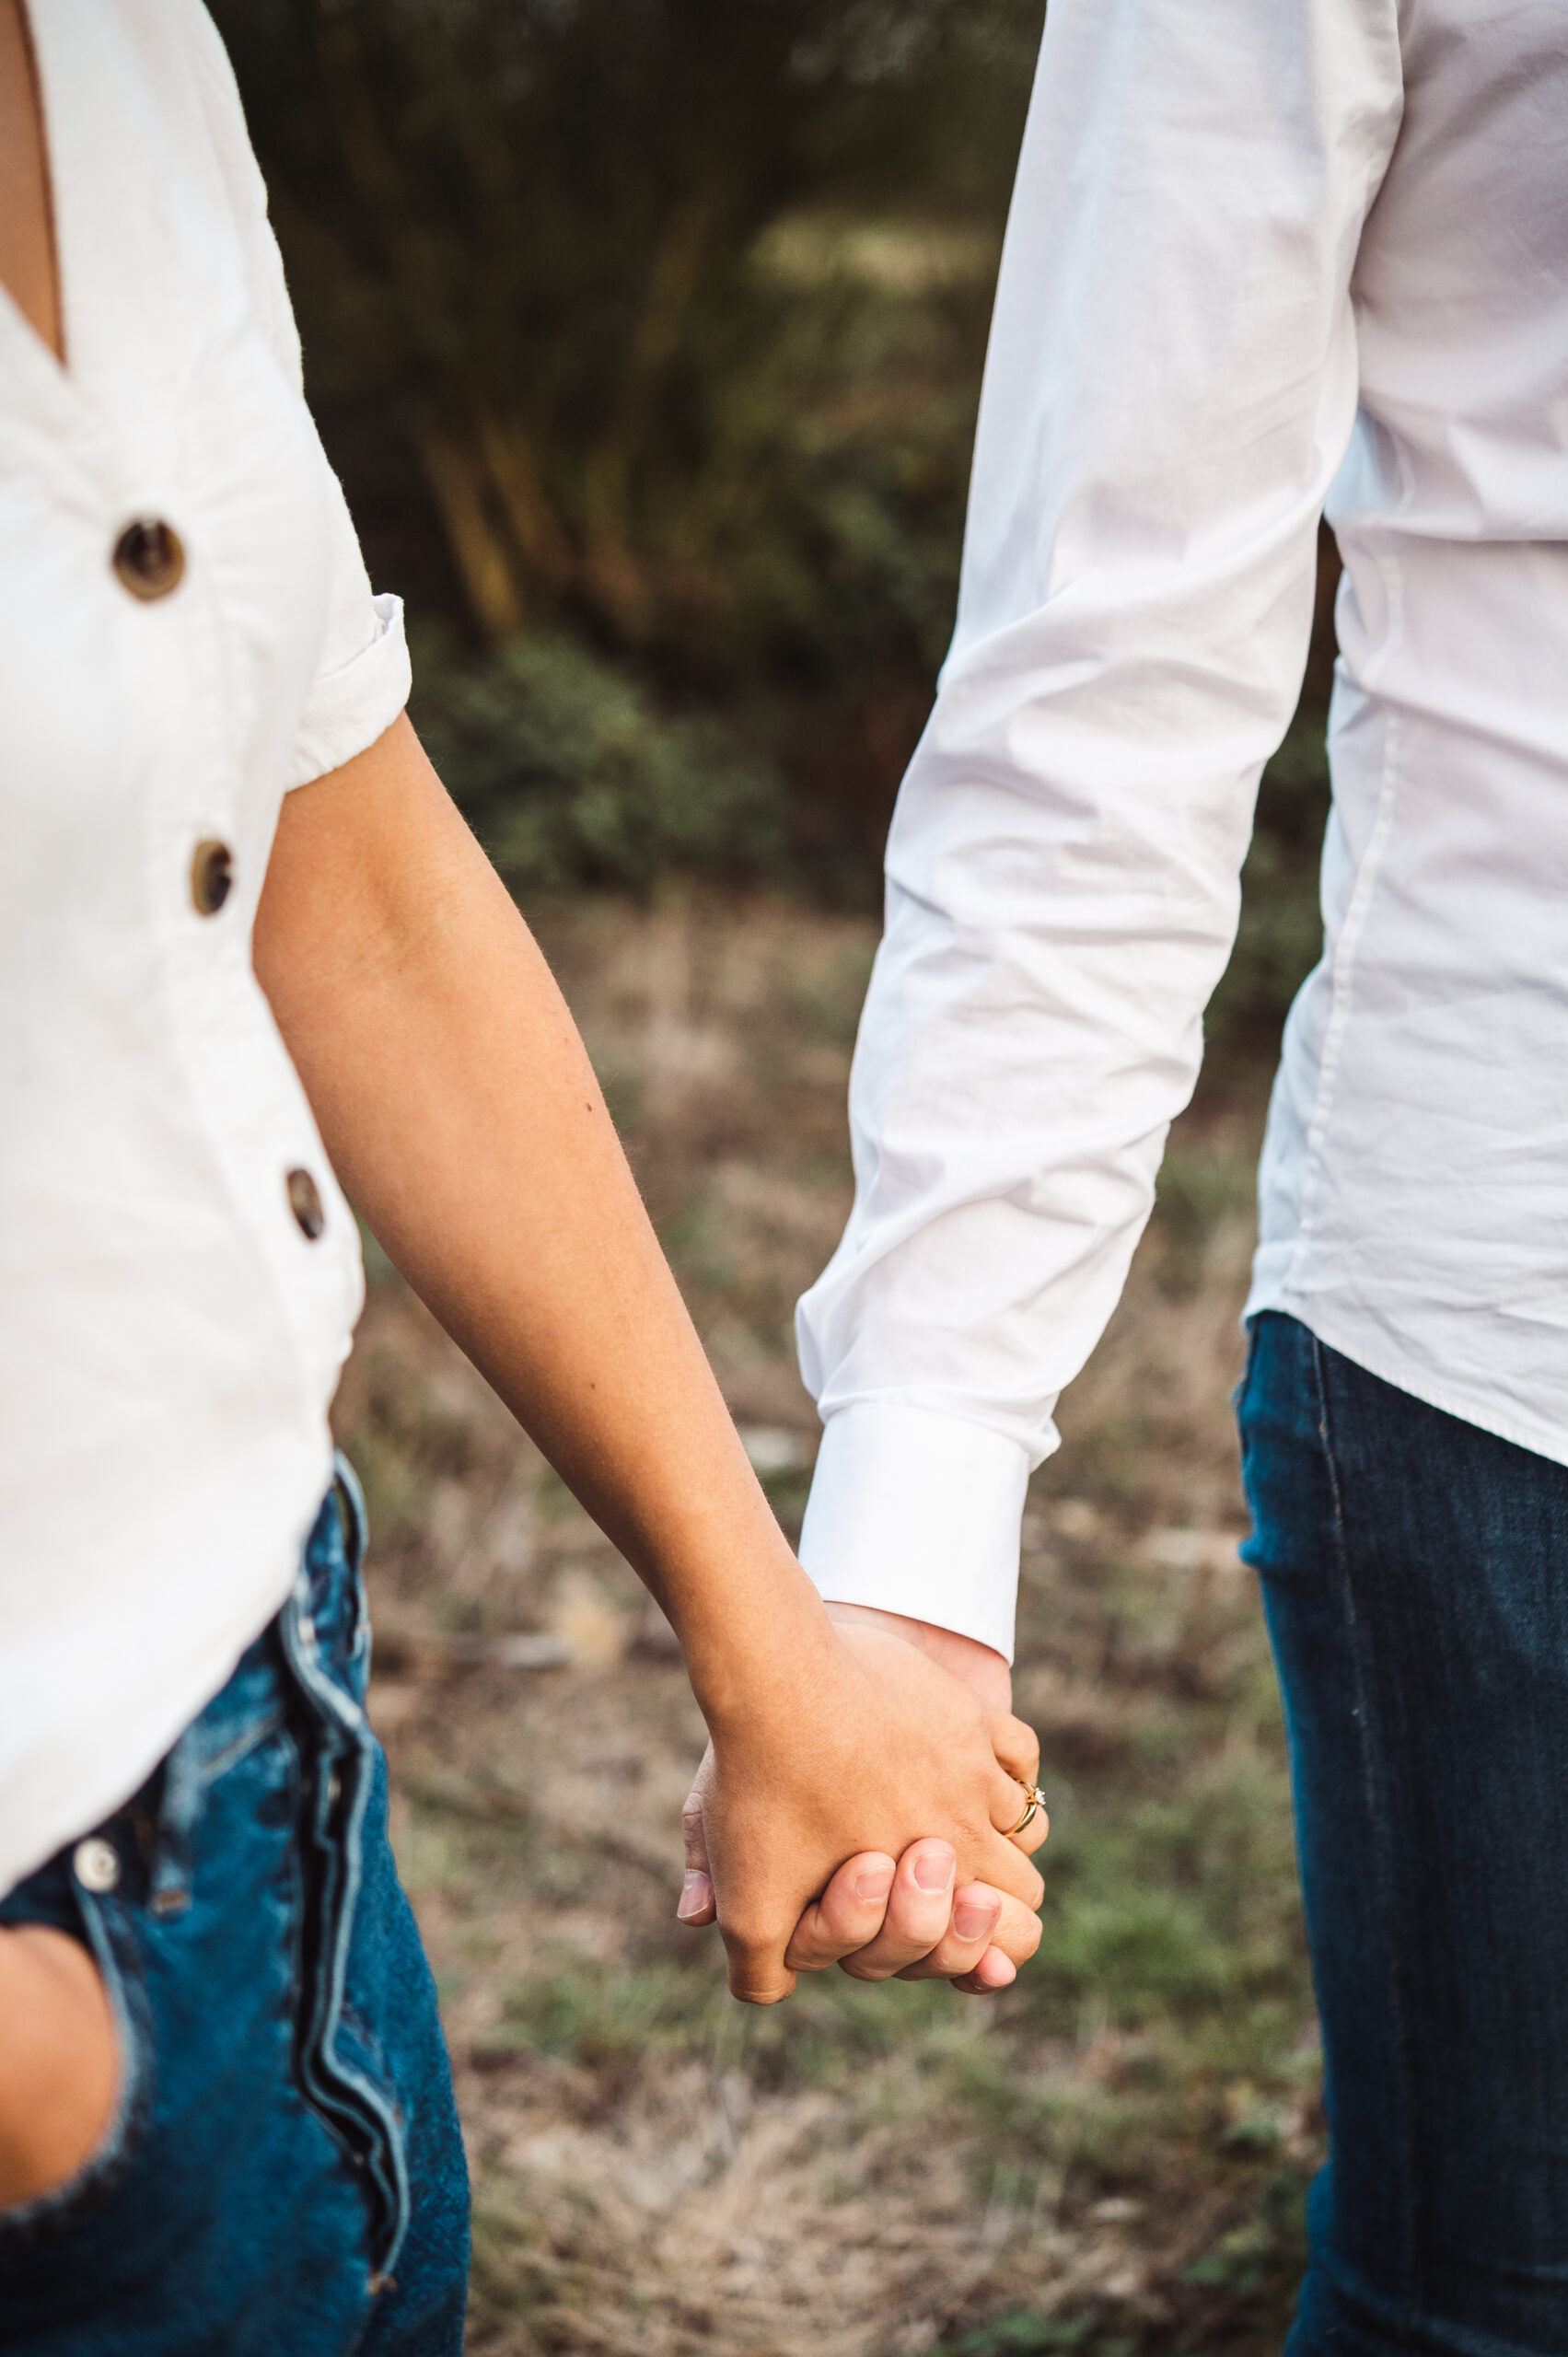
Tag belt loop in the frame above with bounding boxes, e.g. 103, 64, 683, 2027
331, 1451, 367, 1576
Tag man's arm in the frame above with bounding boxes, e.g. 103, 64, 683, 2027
252, 714, 1045, 2003
795, 0, 1403, 1657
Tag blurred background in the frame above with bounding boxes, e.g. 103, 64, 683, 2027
217, 5, 1338, 2350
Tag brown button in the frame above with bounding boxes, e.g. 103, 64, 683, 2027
112, 518, 185, 601
287, 1167, 326, 1241
190, 839, 234, 916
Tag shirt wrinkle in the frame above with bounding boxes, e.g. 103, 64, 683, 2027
0, 1, 409, 1900
796, 0, 1555, 1664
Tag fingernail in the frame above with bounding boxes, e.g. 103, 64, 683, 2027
953, 1893, 1001, 1942
854, 1863, 894, 1906
677, 1870, 710, 1922
912, 1845, 956, 1894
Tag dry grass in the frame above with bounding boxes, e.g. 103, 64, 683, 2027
331, 893, 1320, 2357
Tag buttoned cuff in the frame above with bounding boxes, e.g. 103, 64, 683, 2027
796, 1403, 1032, 1664
288, 594, 412, 790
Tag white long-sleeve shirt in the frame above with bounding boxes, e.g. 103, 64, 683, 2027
796, 0, 1568, 1659
0, 2, 406, 1897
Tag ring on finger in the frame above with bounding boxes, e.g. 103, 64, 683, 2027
1004, 1771, 1046, 1840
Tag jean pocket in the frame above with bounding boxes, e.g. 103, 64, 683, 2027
0, 1861, 155, 2246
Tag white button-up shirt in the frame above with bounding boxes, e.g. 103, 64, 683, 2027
796, 0, 1568, 1659
0, 2, 407, 1896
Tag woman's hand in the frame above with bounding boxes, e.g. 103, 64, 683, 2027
688, 1612, 1044, 2003
0, 1925, 118, 2211
679, 1602, 1049, 1997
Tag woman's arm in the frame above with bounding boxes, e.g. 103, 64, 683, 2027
252, 714, 1044, 2003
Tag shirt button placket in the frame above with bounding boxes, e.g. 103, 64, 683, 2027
287, 1167, 327, 1241
113, 520, 238, 928
190, 838, 234, 916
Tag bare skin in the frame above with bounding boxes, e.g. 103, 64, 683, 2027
251, 717, 1046, 2005
0, 0, 60, 364
679, 1605, 1047, 1996
0, 0, 1046, 2209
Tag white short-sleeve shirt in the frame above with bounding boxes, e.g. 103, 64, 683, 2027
0, 0, 410, 1896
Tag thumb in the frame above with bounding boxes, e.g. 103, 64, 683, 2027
678, 1742, 717, 1926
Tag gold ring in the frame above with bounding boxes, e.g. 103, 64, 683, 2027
1005, 1771, 1046, 1840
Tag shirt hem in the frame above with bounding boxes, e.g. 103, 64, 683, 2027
1246, 1277, 1568, 1474
287, 592, 412, 791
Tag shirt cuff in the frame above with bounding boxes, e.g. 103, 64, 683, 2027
796, 1403, 1030, 1663
287, 593, 412, 790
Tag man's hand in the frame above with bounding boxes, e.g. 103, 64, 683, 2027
0, 1926, 118, 2211
679, 1605, 1048, 2000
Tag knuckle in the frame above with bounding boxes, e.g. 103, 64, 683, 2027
723, 1910, 787, 1962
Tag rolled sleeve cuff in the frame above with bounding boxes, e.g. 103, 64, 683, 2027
287, 594, 412, 790
797, 1403, 1031, 1663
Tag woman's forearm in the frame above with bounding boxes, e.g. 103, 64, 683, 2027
256, 717, 1045, 2006
253, 714, 823, 1722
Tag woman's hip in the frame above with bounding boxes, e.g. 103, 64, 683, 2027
0, 1461, 469, 2357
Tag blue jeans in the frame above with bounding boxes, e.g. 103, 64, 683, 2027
0, 1462, 470, 2354
1239, 1312, 1568, 2357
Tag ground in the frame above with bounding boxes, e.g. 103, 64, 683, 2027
330, 894, 1320, 2357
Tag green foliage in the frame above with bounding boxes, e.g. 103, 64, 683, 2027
1021, 1776, 1306, 2038
489, 1947, 981, 2096
1207, 707, 1332, 1064
216, 0, 1339, 937
1153, 1144, 1259, 1298
941, 2316, 1114, 2355
412, 631, 790, 890
211, 0, 1042, 663
1184, 2168, 1310, 2296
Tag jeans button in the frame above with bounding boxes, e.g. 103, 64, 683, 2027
73, 1836, 121, 1894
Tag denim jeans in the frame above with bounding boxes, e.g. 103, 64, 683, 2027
0, 1461, 470, 2354
1238, 1311, 1568, 2357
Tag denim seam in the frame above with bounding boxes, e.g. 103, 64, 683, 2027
280, 1573, 412, 2284
1311, 1329, 1420, 2347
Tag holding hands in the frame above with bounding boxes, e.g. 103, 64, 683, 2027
256, 719, 1049, 2019
677, 1603, 1048, 2003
